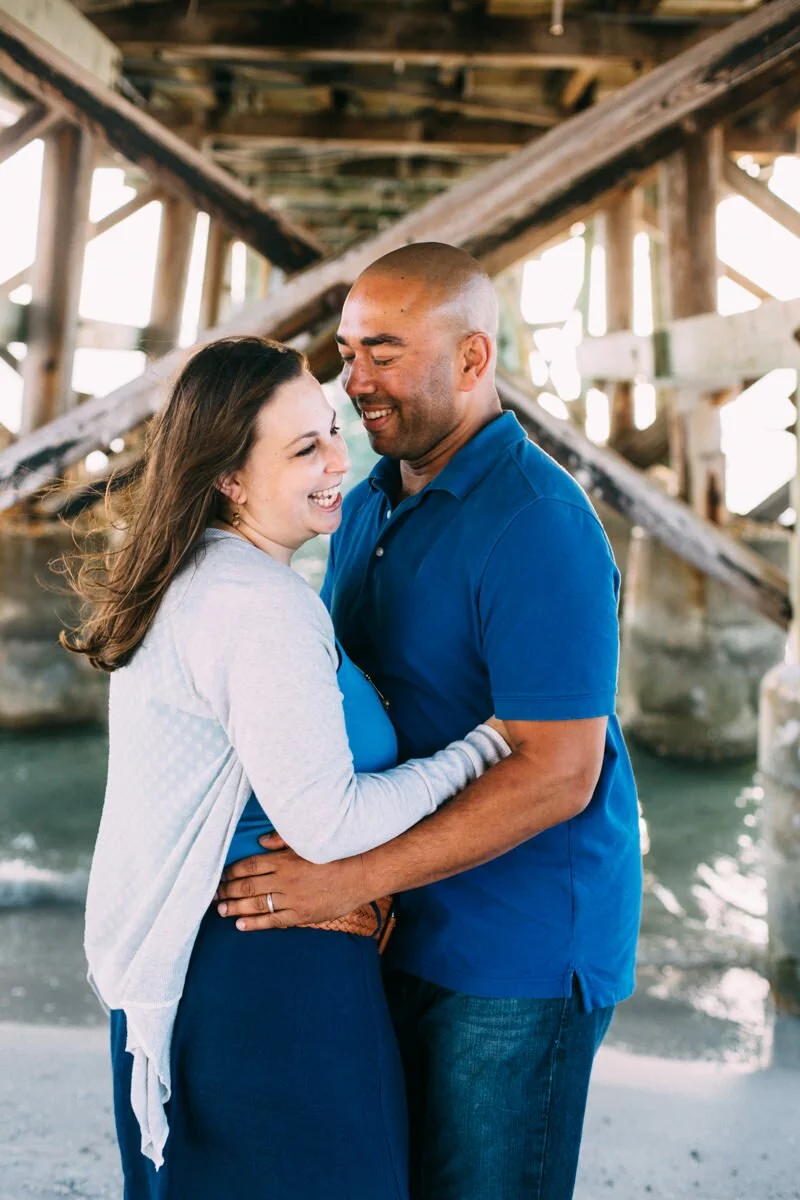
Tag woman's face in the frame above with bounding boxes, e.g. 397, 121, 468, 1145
223, 371, 351, 562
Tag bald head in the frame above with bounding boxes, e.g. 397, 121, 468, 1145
355, 242, 499, 341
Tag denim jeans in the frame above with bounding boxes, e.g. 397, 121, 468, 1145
383, 967, 613, 1200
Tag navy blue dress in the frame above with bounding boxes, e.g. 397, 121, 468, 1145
110, 647, 408, 1199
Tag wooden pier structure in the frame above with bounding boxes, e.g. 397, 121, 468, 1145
0, 0, 799, 1002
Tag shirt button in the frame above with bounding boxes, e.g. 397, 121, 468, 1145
386, 509, 392, 519
375, 547, 385, 558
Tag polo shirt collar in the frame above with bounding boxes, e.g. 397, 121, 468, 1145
368, 411, 527, 501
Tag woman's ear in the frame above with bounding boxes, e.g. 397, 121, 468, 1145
216, 473, 245, 506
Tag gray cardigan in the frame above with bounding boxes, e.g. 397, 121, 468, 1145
84, 530, 509, 1167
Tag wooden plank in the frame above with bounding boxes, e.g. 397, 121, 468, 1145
90, 9, 713, 71
140, 196, 195, 357
0, 102, 58, 166
498, 373, 790, 629
576, 299, 800, 385
200, 112, 532, 157
0, 0, 120, 86
604, 189, 636, 446
20, 123, 94, 435
0, 11, 326, 272
1, 0, 798, 509
199, 221, 231, 332
721, 261, 776, 302
722, 158, 800, 240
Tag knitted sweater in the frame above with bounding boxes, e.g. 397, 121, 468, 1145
84, 529, 509, 1167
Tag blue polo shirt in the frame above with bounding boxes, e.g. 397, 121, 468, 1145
321, 412, 641, 1007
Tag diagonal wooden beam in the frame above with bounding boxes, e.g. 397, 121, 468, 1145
1, 0, 798, 512
0, 11, 326, 272
0, 182, 163, 296
0, 102, 58, 166
498, 374, 790, 629
722, 158, 800, 241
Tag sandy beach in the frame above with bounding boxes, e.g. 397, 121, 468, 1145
1, 908, 799, 1200
2, 1016, 800, 1200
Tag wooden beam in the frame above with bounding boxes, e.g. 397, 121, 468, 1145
721, 261, 776, 303
140, 196, 195, 357
498, 374, 790, 629
199, 221, 231, 333
20, 122, 94, 435
722, 159, 800, 241
335, 80, 559, 129
725, 127, 800, 157
200, 112, 532, 157
561, 68, 597, 113
604, 189, 637, 447
2, 0, 120, 84
576, 299, 800, 385
1, 0, 798, 509
0, 102, 58, 166
0, 182, 162, 296
0, 11, 326, 272
90, 9, 710, 71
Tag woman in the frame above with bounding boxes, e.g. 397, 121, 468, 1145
64, 337, 509, 1199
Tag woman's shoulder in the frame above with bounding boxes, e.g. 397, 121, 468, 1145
171, 530, 332, 636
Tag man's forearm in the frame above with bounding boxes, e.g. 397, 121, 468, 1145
356, 750, 590, 904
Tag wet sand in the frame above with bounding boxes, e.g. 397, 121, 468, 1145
1, 910, 799, 1200
1, 1016, 799, 1200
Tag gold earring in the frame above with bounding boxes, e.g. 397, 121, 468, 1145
231, 506, 241, 527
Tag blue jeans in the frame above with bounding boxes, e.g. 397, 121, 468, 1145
383, 968, 613, 1200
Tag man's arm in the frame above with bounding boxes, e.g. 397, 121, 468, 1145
217, 715, 606, 929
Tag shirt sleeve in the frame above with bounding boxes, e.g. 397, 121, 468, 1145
182, 561, 509, 864
478, 498, 620, 722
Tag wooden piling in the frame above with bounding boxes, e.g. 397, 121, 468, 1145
20, 122, 94, 436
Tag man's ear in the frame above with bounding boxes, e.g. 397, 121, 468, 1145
458, 333, 493, 390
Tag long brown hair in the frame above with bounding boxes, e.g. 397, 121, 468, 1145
60, 336, 306, 672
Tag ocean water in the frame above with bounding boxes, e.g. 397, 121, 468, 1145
0, 388, 782, 1060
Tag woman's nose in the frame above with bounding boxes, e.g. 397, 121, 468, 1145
328, 441, 351, 476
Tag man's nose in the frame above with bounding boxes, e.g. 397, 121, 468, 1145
344, 358, 376, 396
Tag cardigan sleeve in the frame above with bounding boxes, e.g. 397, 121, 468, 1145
178, 550, 509, 864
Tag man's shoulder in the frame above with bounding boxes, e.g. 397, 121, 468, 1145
476, 434, 595, 523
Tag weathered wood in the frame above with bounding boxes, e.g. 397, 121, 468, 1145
748, 482, 792, 524
199, 221, 231, 332
725, 127, 800, 157
604, 189, 636, 447
576, 299, 800, 385
0, 102, 58, 166
140, 196, 195, 357
0, 182, 162, 296
200, 112, 532, 157
498, 374, 790, 630
721, 261, 776, 302
2, 0, 120, 86
89, 8, 709, 71
0, 11, 326, 272
20, 123, 94, 435
722, 158, 800, 240
1, 0, 799, 509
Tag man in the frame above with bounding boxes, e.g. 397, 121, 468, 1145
217, 243, 642, 1199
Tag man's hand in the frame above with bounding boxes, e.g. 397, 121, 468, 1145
216, 835, 367, 931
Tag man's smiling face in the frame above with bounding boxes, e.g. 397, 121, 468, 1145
336, 274, 465, 463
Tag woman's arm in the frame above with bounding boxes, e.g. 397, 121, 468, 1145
181, 557, 509, 864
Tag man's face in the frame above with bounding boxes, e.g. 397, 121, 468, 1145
336, 275, 464, 461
